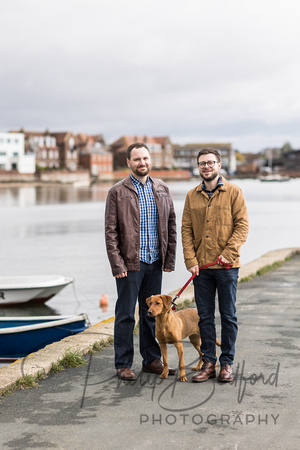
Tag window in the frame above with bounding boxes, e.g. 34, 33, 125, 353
69, 138, 75, 149
13, 152, 18, 157
14, 139, 19, 144
0, 151, 6, 156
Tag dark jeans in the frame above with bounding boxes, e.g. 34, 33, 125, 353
193, 268, 239, 366
114, 260, 162, 369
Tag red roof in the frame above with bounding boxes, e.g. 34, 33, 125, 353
112, 135, 170, 147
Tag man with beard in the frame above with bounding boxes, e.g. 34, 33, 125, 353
105, 142, 177, 380
181, 148, 249, 383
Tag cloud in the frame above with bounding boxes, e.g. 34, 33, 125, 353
1, 0, 300, 151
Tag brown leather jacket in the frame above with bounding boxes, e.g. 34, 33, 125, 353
105, 175, 177, 276
182, 177, 249, 269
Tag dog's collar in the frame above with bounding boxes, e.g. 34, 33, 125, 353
159, 298, 177, 315
171, 296, 178, 311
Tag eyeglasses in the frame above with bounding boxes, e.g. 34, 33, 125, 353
197, 160, 218, 168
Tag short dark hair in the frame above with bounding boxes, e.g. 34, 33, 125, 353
197, 147, 221, 163
126, 142, 150, 160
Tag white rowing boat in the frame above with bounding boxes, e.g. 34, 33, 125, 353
0, 275, 73, 306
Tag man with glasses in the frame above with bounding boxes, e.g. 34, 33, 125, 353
181, 148, 249, 382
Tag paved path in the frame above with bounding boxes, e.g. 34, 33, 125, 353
0, 250, 300, 449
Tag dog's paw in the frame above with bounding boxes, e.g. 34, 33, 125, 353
179, 376, 187, 382
160, 372, 169, 379
191, 366, 200, 371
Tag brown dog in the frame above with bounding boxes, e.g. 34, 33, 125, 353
146, 294, 221, 382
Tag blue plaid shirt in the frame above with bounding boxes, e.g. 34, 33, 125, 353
130, 174, 160, 264
202, 176, 224, 198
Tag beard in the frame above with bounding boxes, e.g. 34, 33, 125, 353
132, 165, 150, 177
200, 170, 219, 182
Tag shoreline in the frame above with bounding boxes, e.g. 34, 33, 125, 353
1, 173, 299, 188
1, 247, 299, 394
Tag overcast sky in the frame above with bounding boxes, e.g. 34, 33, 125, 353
1, 0, 300, 152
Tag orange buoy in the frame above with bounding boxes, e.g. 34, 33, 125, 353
100, 294, 109, 308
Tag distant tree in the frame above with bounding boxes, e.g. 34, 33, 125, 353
235, 151, 245, 162
281, 142, 293, 154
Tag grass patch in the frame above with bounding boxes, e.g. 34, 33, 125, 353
240, 275, 254, 283
175, 299, 195, 310
14, 372, 47, 390
240, 258, 291, 283
256, 261, 284, 276
1, 339, 114, 397
51, 348, 87, 373
92, 337, 114, 353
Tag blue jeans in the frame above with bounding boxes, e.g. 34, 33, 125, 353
193, 268, 239, 366
114, 260, 162, 369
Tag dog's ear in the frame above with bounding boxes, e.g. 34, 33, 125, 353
161, 295, 173, 309
146, 296, 153, 307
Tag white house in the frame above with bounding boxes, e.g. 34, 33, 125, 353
0, 132, 35, 173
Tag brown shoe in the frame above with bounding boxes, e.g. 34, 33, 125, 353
142, 359, 175, 375
192, 360, 216, 382
116, 368, 136, 381
218, 364, 233, 382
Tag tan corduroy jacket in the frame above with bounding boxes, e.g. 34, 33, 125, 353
181, 177, 249, 270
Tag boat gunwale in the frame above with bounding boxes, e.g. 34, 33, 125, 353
0, 314, 87, 334
0, 276, 73, 291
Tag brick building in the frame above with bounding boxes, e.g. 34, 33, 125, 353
173, 142, 235, 174
110, 135, 174, 169
10, 129, 79, 170
76, 133, 112, 175
51, 131, 78, 170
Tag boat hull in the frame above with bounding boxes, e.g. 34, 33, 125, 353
259, 174, 290, 182
0, 276, 73, 306
0, 314, 89, 359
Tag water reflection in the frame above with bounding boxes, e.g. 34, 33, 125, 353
1, 179, 300, 327
0, 303, 58, 317
0, 186, 36, 207
0, 183, 114, 207
1, 178, 300, 208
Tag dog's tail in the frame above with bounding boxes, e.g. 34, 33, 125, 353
216, 339, 221, 347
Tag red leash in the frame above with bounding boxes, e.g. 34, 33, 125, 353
171, 257, 232, 310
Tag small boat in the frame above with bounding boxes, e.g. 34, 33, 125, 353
0, 314, 90, 359
259, 173, 290, 182
0, 275, 73, 307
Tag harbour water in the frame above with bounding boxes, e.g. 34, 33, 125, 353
1, 178, 300, 324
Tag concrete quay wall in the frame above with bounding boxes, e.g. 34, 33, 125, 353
1, 247, 299, 394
